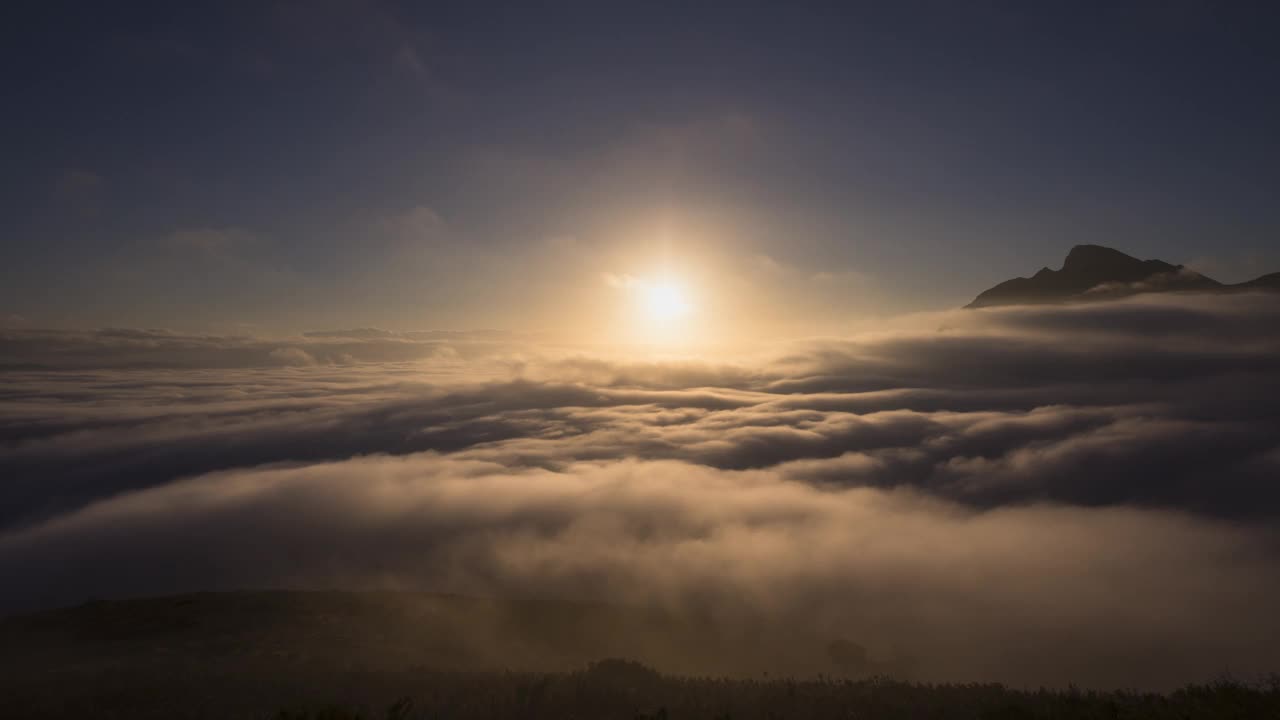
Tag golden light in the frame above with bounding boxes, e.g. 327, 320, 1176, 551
602, 268, 702, 346
641, 280, 692, 322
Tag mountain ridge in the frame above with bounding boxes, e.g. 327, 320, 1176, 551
967, 244, 1278, 308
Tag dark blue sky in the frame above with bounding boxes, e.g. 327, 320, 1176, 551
4, 1, 1279, 333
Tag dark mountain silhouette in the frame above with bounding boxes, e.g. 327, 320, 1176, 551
966, 244, 1278, 308
1237, 271, 1280, 290
0, 591, 894, 679
1, 592, 1275, 719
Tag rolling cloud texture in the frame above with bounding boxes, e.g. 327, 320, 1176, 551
3, 292, 1279, 687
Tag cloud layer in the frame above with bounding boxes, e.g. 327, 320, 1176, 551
2, 292, 1279, 687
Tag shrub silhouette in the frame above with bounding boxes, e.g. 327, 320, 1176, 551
584, 657, 664, 691
825, 638, 870, 673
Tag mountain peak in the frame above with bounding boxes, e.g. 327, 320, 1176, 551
1062, 244, 1145, 272
965, 245, 1264, 308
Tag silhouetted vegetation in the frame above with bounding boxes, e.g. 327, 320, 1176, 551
5, 659, 1279, 719
4, 594, 1279, 718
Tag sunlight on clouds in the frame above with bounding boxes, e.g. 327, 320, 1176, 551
4, 293, 1280, 686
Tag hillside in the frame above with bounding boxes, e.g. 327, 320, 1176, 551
2, 593, 1277, 719
0, 591, 904, 679
1, 593, 1277, 718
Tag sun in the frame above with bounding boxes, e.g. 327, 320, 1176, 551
604, 270, 700, 344
642, 281, 692, 322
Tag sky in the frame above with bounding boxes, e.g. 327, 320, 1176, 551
4, 1, 1280, 336
3, 1, 1280, 690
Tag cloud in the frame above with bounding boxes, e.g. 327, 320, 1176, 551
0, 326, 509, 370
2, 294, 1277, 520
52, 169, 105, 216
270, 0, 429, 77
267, 346, 318, 366
2, 292, 1280, 686
2, 454, 1277, 688
367, 205, 451, 252
394, 43, 427, 75
54, 169, 103, 196
166, 227, 257, 255
603, 272, 640, 289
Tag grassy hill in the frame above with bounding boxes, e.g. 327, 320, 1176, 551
2, 591, 1277, 719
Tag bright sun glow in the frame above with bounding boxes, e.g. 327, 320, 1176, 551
604, 270, 700, 345
641, 281, 692, 322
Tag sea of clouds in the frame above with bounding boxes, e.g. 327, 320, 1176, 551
2, 292, 1279, 687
